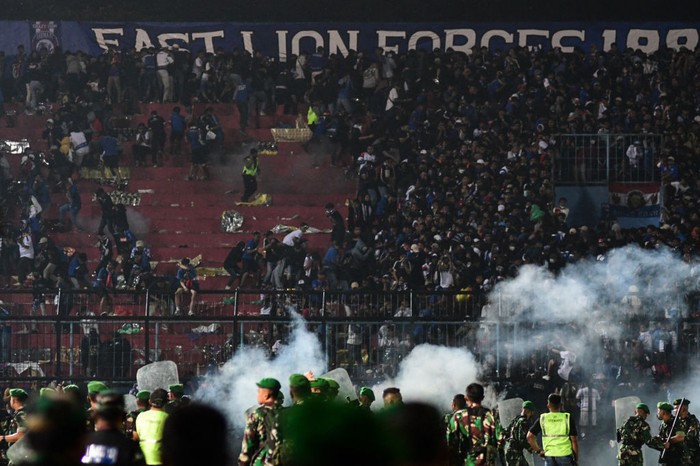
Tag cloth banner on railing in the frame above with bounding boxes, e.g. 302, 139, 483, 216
608, 182, 660, 229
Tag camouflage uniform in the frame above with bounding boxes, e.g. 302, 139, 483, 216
239, 404, 279, 466
676, 413, 699, 465
650, 418, 692, 465
164, 397, 189, 414
125, 408, 146, 439
446, 405, 496, 466
616, 415, 652, 465
504, 415, 533, 466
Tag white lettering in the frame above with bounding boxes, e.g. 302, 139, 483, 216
408, 31, 440, 51
601, 29, 617, 51
191, 30, 225, 53
91, 28, 124, 51
626, 29, 660, 54
551, 29, 584, 53
134, 29, 154, 51
328, 30, 358, 57
480, 30, 514, 49
517, 29, 550, 48
444, 29, 476, 55
241, 31, 254, 54
291, 30, 324, 57
666, 28, 699, 51
156, 33, 189, 49
377, 30, 406, 54
276, 30, 288, 62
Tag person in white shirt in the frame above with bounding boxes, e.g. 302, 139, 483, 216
575, 384, 600, 433
17, 230, 34, 286
156, 48, 174, 102
69, 131, 89, 167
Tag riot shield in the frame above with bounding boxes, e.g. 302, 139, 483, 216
320, 368, 357, 402
124, 393, 137, 414
497, 398, 535, 466
136, 360, 179, 392
614, 396, 641, 433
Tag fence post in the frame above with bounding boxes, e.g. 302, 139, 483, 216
232, 290, 239, 352
144, 289, 151, 365
55, 288, 63, 379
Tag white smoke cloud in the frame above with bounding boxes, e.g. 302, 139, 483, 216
372, 345, 481, 412
195, 312, 327, 432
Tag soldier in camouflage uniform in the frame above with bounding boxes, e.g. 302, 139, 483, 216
86, 380, 109, 432
2, 389, 28, 446
504, 401, 536, 466
264, 374, 312, 466
444, 395, 467, 430
649, 402, 692, 465
616, 402, 654, 465
673, 399, 699, 465
164, 384, 190, 414
239, 378, 282, 466
126, 390, 150, 440
446, 383, 496, 466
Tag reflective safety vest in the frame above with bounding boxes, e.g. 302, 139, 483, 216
242, 161, 258, 176
136, 409, 168, 465
540, 412, 573, 457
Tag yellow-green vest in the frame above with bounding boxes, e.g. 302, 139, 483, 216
540, 412, 573, 457
242, 161, 258, 176
136, 409, 168, 465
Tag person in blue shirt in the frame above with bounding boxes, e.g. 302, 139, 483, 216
234, 78, 251, 134
169, 106, 186, 155
99, 135, 122, 185
174, 258, 199, 316
58, 178, 83, 231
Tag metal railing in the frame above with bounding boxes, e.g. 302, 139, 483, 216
0, 288, 696, 386
554, 134, 664, 184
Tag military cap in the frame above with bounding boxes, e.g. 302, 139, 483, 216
673, 399, 690, 406
136, 390, 151, 401
522, 400, 536, 411
95, 391, 125, 413
40, 387, 56, 398
636, 403, 650, 414
168, 384, 185, 395
359, 387, 375, 401
63, 384, 80, 393
310, 378, 330, 391
256, 378, 281, 391
326, 378, 340, 393
657, 402, 673, 413
87, 381, 109, 395
9, 388, 28, 400
289, 374, 311, 389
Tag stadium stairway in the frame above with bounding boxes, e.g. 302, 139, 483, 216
2, 101, 354, 294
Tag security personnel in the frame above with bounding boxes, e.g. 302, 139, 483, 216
86, 381, 109, 432
264, 374, 311, 466
126, 391, 151, 440
164, 384, 189, 414
673, 399, 699, 465
616, 403, 654, 466
239, 378, 282, 466
650, 402, 690, 465
358, 387, 375, 410
82, 391, 147, 466
134, 389, 169, 466
241, 150, 260, 202
310, 378, 330, 401
325, 379, 340, 402
505, 401, 537, 466
2, 389, 28, 446
527, 393, 579, 466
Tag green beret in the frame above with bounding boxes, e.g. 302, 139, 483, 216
636, 403, 650, 414
168, 384, 185, 395
522, 401, 536, 411
289, 374, 311, 389
256, 378, 281, 391
326, 379, 340, 392
40, 387, 56, 398
359, 387, 375, 401
136, 390, 151, 401
87, 381, 109, 395
310, 378, 330, 392
673, 399, 690, 406
657, 402, 673, 413
9, 388, 28, 400
63, 384, 80, 393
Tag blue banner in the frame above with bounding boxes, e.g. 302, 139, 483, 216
0, 21, 698, 60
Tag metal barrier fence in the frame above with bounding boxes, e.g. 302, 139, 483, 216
554, 134, 664, 184
0, 289, 697, 385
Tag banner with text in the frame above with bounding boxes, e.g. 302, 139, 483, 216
0, 21, 698, 60
608, 182, 661, 229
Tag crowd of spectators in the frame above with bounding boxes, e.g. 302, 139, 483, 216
0, 40, 700, 379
